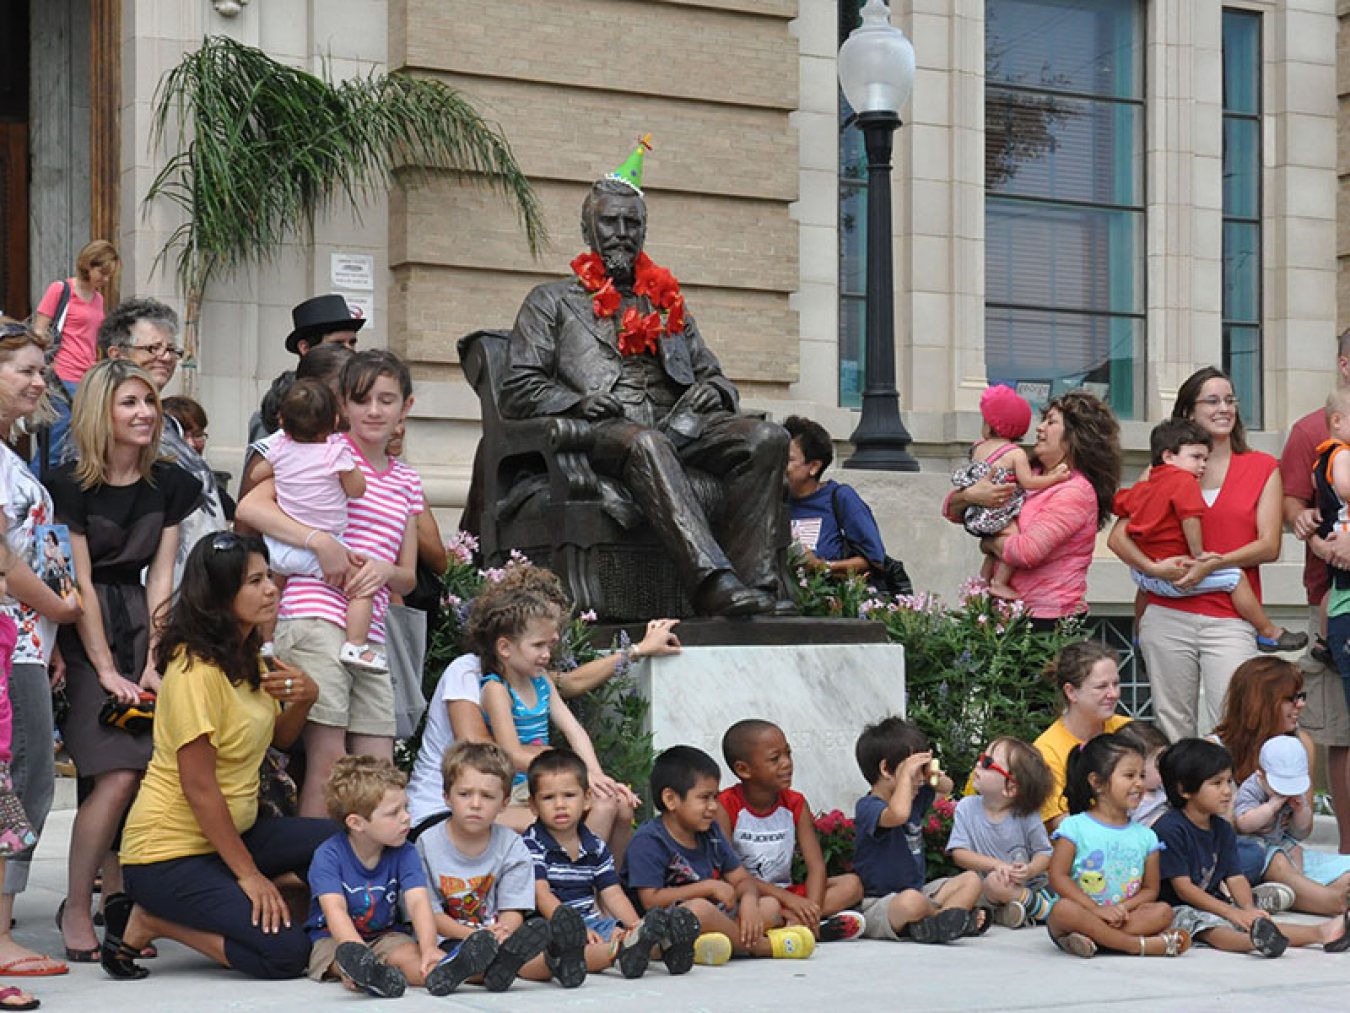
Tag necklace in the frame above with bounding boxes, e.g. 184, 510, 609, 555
571, 251, 686, 357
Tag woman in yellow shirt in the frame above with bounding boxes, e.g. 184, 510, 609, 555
1033, 641, 1133, 831
101, 532, 328, 980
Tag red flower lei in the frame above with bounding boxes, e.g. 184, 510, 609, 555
570, 251, 687, 357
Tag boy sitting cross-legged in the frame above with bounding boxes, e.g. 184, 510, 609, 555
714, 719, 866, 941
1153, 738, 1350, 956
522, 749, 675, 983
620, 745, 816, 966
946, 736, 1056, 928
854, 716, 987, 943
305, 756, 445, 998
416, 741, 581, 994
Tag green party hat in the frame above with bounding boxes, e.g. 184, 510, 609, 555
607, 133, 653, 194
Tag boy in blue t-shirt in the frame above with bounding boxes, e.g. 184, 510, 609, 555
853, 716, 984, 943
621, 745, 815, 966
306, 756, 445, 998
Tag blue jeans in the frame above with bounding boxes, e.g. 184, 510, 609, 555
31, 379, 78, 477
1327, 609, 1350, 716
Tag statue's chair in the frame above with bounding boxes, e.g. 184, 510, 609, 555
458, 329, 728, 620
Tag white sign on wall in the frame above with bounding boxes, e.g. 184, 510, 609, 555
343, 293, 374, 327
331, 253, 374, 291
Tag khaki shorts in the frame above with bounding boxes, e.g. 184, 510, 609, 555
1299, 612, 1350, 748
307, 931, 416, 981
275, 617, 396, 737
859, 879, 947, 941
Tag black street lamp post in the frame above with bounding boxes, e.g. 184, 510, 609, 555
838, 0, 919, 472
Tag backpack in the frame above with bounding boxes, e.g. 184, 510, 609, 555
828, 484, 914, 597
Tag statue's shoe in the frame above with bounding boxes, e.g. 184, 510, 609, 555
694, 573, 773, 616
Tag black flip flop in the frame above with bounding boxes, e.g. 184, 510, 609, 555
426, 929, 498, 996
482, 917, 551, 992
1324, 913, 1350, 953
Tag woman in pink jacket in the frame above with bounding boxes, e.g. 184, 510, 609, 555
945, 392, 1121, 628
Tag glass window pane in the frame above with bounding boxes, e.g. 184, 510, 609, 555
987, 90, 1142, 206
1223, 222, 1260, 323
840, 184, 866, 296
1224, 324, 1263, 428
1223, 10, 1261, 114
987, 0, 1143, 99
984, 306, 1144, 419
987, 197, 1144, 315
1223, 118, 1259, 219
839, 297, 865, 409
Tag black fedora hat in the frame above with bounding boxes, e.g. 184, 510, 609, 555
285, 294, 365, 354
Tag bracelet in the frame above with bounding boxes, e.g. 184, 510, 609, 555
304, 529, 320, 549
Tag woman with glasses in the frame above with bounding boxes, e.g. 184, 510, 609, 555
1109, 367, 1285, 741
45, 359, 201, 962
103, 533, 326, 981
0, 321, 84, 977
1031, 641, 1132, 832
1210, 656, 1350, 914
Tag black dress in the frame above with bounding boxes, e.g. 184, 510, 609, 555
48, 462, 201, 777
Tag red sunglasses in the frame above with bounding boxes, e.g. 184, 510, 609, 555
977, 752, 1016, 784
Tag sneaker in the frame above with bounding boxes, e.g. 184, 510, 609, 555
482, 916, 551, 992
908, 907, 969, 944
616, 909, 668, 979
339, 641, 389, 674
692, 932, 733, 966
426, 929, 498, 996
659, 906, 701, 975
1252, 882, 1296, 914
545, 904, 587, 989
766, 925, 814, 959
819, 910, 866, 942
993, 900, 1026, 929
1249, 917, 1289, 959
334, 941, 407, 999
1257, 628, 1309, 653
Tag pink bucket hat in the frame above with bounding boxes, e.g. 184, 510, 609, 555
980, 385, 1033, 440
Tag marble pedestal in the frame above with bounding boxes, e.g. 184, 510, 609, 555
635, 642, 906, 812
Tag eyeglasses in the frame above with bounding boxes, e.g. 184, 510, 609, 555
1196, 395, 1239, 409
125, 342, 183, 360
1287, 691, 1308, 704
977, 752, 1016, 784
210, 532, 242, 552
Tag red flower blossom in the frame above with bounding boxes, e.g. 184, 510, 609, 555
570, 251, 607, 291
635, 258, 679, 308
591, 278, 620, 318
665, 295, 686, 336
617, 308, 663, 357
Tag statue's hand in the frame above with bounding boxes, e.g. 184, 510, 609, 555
682, 382, 723, 414
577, 393, 623, 420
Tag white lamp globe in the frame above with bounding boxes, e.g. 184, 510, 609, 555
838, 0, 916, 115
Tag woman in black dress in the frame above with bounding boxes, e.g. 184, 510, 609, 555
47, 359, 200, 961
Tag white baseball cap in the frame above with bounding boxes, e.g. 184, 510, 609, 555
1259, 735, 1310, 797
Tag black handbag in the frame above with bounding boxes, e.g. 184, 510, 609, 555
829, 485, 913, 596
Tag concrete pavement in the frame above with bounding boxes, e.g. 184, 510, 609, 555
10, 782, 1350, 1012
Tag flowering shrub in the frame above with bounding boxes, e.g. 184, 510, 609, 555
791, 808, 856, 882
923, 796, 959, 879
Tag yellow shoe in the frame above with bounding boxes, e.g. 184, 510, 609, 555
693, 932, 732, 966
767, 925, 815, 959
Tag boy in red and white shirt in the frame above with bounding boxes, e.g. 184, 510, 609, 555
714, 719, 865, 941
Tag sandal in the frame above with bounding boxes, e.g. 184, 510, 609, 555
338, 642, 388, 674
1324, 912, 1350, 953
962, 908, 991, 937
1257, 628, 1309, 653
99, 894, 149, 981
0, 986, 38, 1011
1151, 928, 1192, 957
1049, 927, 1097, 959
54, 901, 99, 964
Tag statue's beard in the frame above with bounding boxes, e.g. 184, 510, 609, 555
601, 248, 636, 284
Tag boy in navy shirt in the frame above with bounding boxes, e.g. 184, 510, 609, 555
306, 756, 446, 997
1154, 738, 1350, 956
621, 745, 815, 966
853, 717, 984, 943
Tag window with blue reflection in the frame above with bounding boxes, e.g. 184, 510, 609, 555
984, 0, 1145, 420
1222, 9, 1262, 428
838, 1, 868, 408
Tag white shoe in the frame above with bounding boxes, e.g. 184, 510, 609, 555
340, 642, 389, 674
1252, 882, 1296, 913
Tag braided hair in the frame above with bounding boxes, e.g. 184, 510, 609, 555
465, 580, 559, 675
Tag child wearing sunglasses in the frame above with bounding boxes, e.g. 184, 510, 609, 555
946, 737, 1056, 928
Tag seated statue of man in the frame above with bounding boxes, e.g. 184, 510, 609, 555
500, 151, 789, 617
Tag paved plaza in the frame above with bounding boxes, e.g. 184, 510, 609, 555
10, 785, 1350, 1012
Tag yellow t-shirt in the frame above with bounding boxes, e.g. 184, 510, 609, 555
121, 651, 279, 866
1033, 714, 1133, 826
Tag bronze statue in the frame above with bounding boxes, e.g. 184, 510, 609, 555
500, 176, 790, 616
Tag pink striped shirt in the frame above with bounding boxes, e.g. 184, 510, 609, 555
277, 436, 423, 642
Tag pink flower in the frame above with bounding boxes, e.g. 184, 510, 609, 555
579, 610, 597, 623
